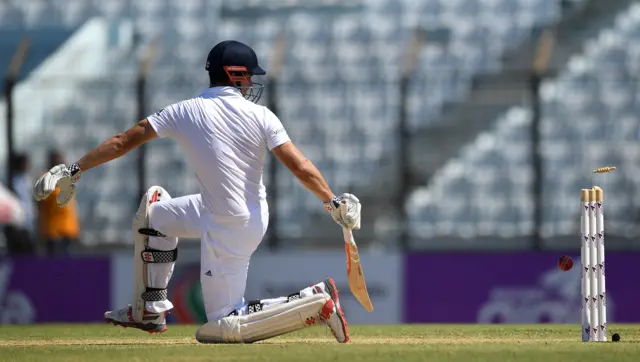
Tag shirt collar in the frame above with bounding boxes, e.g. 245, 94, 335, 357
198, 86, 242, 98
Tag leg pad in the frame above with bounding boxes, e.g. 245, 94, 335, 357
196, 293, 328, 344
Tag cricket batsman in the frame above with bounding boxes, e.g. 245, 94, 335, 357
32, 40, 361, 344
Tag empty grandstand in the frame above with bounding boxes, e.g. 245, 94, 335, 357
1, 0, 638, 252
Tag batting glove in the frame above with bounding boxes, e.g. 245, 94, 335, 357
323, 193, 362, 230
32, 163, 82, 207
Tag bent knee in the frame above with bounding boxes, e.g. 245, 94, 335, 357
147, 202, 173, 231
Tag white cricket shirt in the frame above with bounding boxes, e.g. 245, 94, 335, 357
147, 86, 290, 219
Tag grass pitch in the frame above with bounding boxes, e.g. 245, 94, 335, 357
0, 324, 638, 362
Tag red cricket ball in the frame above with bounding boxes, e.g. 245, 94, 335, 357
558, 256, 573, 271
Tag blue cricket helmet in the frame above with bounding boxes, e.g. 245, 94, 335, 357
205, 41, 266, 103
205, 40, 266, 76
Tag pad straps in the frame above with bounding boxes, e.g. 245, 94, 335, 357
140, 247, 177, 301
141, 248, 178, 263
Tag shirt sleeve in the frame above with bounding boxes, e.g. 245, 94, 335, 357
263, 107, 291, 150
146, 102, 183, 139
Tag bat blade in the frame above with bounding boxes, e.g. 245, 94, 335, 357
343, 228, 373, 312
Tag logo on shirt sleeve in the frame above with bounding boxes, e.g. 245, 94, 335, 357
154, 108, 165, 117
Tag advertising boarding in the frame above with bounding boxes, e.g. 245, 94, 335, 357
404, 252, 640, 323
0, 257, 110, 323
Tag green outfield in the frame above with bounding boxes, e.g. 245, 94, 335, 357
0, 324, 638, 361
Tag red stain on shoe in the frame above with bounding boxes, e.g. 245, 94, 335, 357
320, 299, 334, 320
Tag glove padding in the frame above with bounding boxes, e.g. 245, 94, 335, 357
324, 193, 361, 230
32, 163, 82, 207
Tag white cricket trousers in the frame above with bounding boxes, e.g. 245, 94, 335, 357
147, 193, 268, 321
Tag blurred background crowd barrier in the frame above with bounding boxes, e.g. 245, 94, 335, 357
1, 0, 640, 324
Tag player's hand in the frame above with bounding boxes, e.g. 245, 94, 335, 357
32, 163, 82, 207
323, 193, 361, 230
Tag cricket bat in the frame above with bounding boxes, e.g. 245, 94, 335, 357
343, 227, 373, 312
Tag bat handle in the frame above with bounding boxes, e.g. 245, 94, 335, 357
343, 227, 354, 244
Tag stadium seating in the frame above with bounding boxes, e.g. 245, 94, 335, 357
1, 0, 566, 244
407, 107, 535, 241
408, 2, 640, 248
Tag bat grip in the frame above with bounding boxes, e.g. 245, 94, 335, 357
343, 227, 354, 244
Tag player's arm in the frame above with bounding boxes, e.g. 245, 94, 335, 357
265, 109, 361, 229
76, 119, 157, 171
32, 119, 158, 206
272, 141, 333, 203
272, 141, 361, 230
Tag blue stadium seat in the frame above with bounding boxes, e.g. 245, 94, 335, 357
0, 3, 25, 28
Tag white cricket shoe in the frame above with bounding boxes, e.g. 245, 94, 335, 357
104, 305, 168, 334
318, 277, 350, 343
